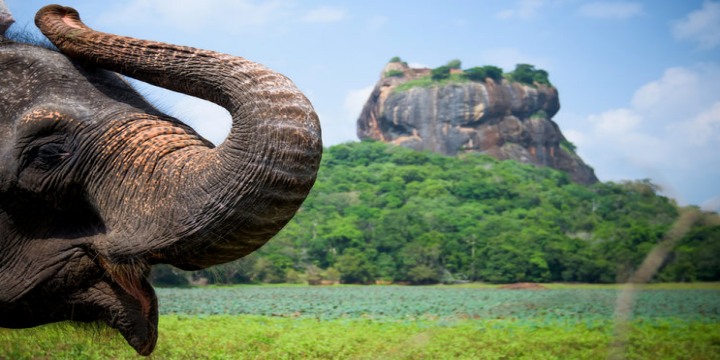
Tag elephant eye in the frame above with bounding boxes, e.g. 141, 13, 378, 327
23, 140, 71, 171
36, 143, 70, 164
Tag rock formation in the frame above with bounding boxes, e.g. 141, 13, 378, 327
357, 61, 598, 185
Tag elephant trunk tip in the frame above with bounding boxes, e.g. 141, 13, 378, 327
35, 5, 87, 33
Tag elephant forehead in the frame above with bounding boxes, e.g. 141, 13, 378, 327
1, 44, 84, 87
20, 109, 78, 125
2, 42, 154, 118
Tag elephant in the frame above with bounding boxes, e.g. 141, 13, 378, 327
0, 4, 322, 356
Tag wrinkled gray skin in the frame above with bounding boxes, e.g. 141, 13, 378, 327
0, 5, 321, 355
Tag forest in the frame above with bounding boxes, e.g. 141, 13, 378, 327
152, 140, 720, 286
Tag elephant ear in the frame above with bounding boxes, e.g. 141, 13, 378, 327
35, 6, 322, 270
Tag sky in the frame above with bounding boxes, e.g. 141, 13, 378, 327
5, 0, 720, 210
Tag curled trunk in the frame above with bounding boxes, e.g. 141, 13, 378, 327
36, 6, 322, 269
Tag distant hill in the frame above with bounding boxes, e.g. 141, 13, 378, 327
153, 141, 720, 286
357, 59, 598, 185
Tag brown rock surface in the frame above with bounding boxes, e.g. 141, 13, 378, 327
357, 61, 598, 185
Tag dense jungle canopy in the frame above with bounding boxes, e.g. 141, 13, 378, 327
153, 141, 719, 286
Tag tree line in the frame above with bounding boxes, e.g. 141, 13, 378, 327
152, 141, 719, 286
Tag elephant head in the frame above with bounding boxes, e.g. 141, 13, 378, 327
0, 5, 321, 355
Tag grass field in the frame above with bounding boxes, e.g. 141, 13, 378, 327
2, 284, 719, 359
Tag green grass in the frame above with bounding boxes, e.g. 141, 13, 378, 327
2, 316, 719, 359
394, 73, 470, 92
3, 284, 719, 359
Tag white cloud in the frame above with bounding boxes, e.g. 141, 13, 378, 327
315, 85, 373, 146
496, 0, 545, 20
672, 101, 720, 146
632, 67, 700, 110
300, 6, 346, 23
568, 64, 720, 205
577, 1, 643, 19
673, 1, 720, 49
563, 129, 586, 147
315, 85, 374, 146
632, 64, 720, 124
587, 108, 641, 134
344, 86, 374, 118
98, 0, 291, 33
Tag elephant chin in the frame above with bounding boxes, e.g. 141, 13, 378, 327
100, 261, 158, 356
113, 281, 158, 356
71, 261, 159, 356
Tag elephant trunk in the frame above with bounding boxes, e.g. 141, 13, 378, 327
35, 6, 322, 269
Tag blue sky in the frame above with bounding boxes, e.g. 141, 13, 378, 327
5, 0, 720, 210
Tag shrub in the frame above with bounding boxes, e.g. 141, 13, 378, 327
431, 65, 451, 81
446, 59, 462, 69
533, 69, 551, 86
560, 139, 577, 153
407, 264, 442, 284
483, 65, 504, 82
510, 64, 536, 84
464, 67, 487, 81
463, 66, 503, 83
508, 64, 552, 86
385, 69, 404, 77
388, 56, 409, 67
530, 110, 548, 119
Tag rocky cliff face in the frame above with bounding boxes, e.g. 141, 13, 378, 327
357, 61, 598, 185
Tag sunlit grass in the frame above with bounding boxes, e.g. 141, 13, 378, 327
3, 315, 719, 359
4, 284, 719, 359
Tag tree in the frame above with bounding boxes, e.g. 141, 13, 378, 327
510, 64, 536, 85
464, 67, 487, 81
431, 65, 451, 81
508, 64, 552, 86
149, 140, 710, 287
336, 248, 375, 284
532, 69, 551, 86
399, 231, 445, 284
251, 254, 292, 283
150, 265, 190, 287
483, 66, 504, 82
465, 66, 503, 82
446, 59, 462, 69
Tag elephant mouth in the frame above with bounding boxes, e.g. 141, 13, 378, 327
96, 257, 159, 355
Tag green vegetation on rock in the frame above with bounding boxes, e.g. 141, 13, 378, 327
464, 65, 504, 82
394, 73, 469, 92
560, 139, 578, 154
384, 69, 404, 77
430, 65, 451, 80
530, 110, 548, 119
392, 59, 553, 92
508, 63, 552, 86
